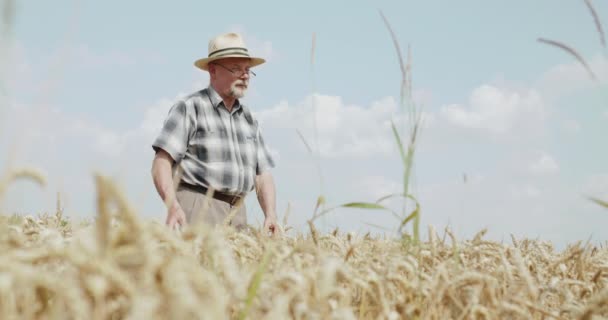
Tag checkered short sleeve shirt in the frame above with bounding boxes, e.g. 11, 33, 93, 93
152, 86, 275, 196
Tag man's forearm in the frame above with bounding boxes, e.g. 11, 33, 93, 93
255, 171, 277, 218
151, 152, 179, 211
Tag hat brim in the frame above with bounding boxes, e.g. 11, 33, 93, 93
194, 56, 266, 71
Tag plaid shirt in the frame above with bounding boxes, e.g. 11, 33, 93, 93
152, 86, 275, 196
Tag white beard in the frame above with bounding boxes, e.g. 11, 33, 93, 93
229, 82, 247, 99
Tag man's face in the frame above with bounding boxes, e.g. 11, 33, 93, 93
209, 58, 253, 99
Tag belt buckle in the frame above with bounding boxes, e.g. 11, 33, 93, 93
230, 195, 242, 206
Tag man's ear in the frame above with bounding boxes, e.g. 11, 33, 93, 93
208, 64, 216, 79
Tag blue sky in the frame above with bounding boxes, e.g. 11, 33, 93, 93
1, 0, 607, 247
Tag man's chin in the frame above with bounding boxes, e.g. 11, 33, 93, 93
231, 88, 247, 99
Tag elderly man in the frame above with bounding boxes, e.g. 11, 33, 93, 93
151, 32, 279, 235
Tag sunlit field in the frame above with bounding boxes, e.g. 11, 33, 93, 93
0, 174, 606, 319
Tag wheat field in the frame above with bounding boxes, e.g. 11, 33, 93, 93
1, 2, 607, 318
0, 174, 605, 320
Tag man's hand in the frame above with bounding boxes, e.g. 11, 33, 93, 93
255, 171, 280, 236
152, 149, 186, 230
263, 214, 281, 237
166, 202, 187, 230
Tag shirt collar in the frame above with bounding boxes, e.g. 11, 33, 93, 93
207, 85, 242, 112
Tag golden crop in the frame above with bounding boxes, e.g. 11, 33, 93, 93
0, 174, 606, 319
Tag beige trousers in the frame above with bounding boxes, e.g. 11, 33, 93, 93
175, 186, 247, 230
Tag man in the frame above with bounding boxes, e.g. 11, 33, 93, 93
151, 32, 279, 235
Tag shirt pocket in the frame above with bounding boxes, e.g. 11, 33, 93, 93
240, 133, 258, 168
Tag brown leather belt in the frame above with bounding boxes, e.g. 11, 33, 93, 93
179, 182, 243, 206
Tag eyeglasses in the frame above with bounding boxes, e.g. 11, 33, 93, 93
211, 62, 256, 77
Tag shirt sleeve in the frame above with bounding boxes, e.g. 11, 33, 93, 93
152, 100, 195, 163
254, 123, 276, 175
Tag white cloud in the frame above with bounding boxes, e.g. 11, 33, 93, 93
528, 152, 559, 176
4, 94, 177, 162
439, 85, 546, 135
256, 94, 434, 158
0, 95, 180, 220
536, 54, 608, 100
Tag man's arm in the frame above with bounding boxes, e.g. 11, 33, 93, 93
254, 171, 279, 234
151, 149, 186, 228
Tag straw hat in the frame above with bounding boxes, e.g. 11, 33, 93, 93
194, 32, 266, 71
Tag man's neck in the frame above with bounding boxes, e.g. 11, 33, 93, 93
210, 83, 236, 112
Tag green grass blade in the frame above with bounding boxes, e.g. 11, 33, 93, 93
313, 201, 400, 222
589, 197, 608, 209
391, 120, 407, 167
398, 198, 420, 243
363, 221, 392, 232
238, 248, 272, 320
375, 192, 417, 204
380, 9, 422, 243
398, 205, 419, 230
340, 202, 400, 220
413, 206, 420, 244
341, 202, 387, 210
312, 195, 326, 218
